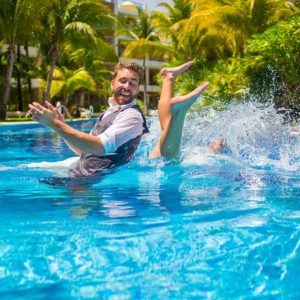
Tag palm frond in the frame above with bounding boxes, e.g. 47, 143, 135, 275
64, 21, 97, 46
52, 66, 65, 80
66, 68, 96, 93
123, 39, 174, 59
50, 79, 65, 98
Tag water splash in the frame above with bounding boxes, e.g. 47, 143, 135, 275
1, 100, 299, 175
179, 101, 300, 171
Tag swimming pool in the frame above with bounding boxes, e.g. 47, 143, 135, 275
1, 103, 300, 299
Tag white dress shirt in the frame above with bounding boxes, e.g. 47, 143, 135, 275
97, 98, 144, 154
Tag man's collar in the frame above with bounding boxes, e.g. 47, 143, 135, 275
108, 97, 136, 110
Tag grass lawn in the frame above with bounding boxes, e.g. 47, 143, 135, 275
3, 117, 33, 122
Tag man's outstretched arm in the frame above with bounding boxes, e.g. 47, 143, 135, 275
29, 102, 105, 155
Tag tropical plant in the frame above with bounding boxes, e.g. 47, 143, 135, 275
182, 13, 300, 107
150, 0, 192, 62
67, 42, 116, 97
42, 66, 96, 104
38, 0, 116, 102
169, 0, 299, 108
0, 0, 42, 120
244, 14, 300, 107
120, 7, 174, 114
181, 0, 298, 61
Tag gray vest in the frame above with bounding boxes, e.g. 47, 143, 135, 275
69, 104, 149, 177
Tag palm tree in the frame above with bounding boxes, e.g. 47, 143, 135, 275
68, 45, 116, 103
44, 66, 96, 105
177, 1, 243, 60
151, 0, 239, 61
150, 0, 192, 62
0, 0, 41, 120
185, 0, 298, 59
38, 0, 116, 102
242, 0, 297, 34
121, 7, 174, 114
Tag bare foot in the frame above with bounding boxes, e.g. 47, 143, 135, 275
171, 81, 209, 112
160, 61, 194, 79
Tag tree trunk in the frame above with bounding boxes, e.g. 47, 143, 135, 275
44, 44, 60, 102
143, 58, 148, 115
65, 94, 69, 107
79, 88, 85, 107
25, 43, 33, 101
0, 44, 16, 120
16, 44, 23, 111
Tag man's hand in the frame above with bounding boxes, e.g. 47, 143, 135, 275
44, 101, 82, 155
29, 102, 57, 128
29, 101, 104, 155
45, 100, 65, 122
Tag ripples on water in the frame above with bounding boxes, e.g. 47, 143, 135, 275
0, 102, 300, 299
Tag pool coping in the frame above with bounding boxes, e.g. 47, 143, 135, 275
0, 118, 96, 132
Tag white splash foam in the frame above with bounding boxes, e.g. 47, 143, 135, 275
0, 165, 14, 171
178, 101, 300, 172
20, 157, 79, 176
23, 157, 79, 168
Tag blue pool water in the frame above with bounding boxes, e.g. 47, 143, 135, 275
0, 102, 300, 299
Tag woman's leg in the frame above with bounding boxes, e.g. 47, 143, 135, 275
149, 62, 209, 158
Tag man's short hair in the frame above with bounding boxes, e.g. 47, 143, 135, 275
112, 63, 144, 83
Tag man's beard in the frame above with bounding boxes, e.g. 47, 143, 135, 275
113, 89, 137, 104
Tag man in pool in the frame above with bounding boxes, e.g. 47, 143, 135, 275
29, 61, 212, 177
29, 63, 149, 177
